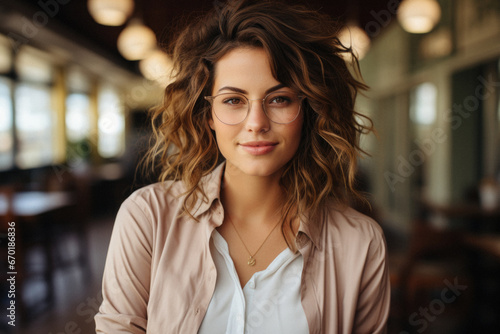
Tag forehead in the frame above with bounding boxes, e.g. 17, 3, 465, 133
216, 46, 268, 66
212, 47, 281, 93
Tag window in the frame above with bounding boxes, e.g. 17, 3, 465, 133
15, 46, 53, 83
0, 34, 13, 171
14, 46, 56, 169
0, 78, 13, 170
97, 84, 125, 158
410, 82, 437, 126
66, 93, 92, 161
15, 83, 55, 169
66, 93, 92, 143
66, 67, 93, 162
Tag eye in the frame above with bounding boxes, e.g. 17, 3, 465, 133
268, 94, 293, 106
222, 96, 246, 105
271, 96, 289, 103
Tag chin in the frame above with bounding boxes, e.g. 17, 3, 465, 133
226, 160, 285, 178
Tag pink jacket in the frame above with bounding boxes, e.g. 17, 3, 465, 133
95, 163, 390, 333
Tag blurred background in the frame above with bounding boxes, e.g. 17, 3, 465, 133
0, 0, 499, 333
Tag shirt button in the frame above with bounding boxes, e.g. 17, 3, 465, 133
248, 281, 255, 289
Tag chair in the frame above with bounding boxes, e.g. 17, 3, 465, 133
396, 221, 473, 333
0, 185, 54, 323
41, 168, 92, 283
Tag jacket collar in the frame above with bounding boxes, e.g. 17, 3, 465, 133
191, 162, 226, 219
191, 161, 323, 250
297, 209, 324, 251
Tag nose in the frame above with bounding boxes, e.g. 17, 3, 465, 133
245, 99, 270, 132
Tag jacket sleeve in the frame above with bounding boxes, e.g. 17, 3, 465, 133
354, 226, 391, 334
95, 197, 153, 333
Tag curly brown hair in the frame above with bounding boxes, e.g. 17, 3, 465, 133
143, 0, 372, 249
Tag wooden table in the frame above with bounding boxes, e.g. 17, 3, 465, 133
420, 199, 500, 219
0, 190, 77, 322
0, 191, 75, 218
464, 234, 500, 260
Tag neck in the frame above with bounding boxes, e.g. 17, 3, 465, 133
221, 164, 284, 226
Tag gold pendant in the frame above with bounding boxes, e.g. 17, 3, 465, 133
248, 256, 256, 266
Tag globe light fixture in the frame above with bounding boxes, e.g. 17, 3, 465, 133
397, 0, 442, 34
338, 22, 371, 60
117, 19, 157, 61
87, 0, 134, 26
139, 49, 174, 86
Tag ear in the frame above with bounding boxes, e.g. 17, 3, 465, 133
208, 117, 215, 130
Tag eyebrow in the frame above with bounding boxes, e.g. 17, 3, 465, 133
216, 83, 286, 95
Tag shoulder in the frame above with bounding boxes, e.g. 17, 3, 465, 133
117, 180, 187, 227
124, 163, 225, 214
323, 203, 385, 249
127, 180, 186, 207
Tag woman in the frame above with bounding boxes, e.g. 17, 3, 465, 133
95, 0, 390, 333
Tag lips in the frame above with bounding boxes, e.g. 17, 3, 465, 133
239, 141, 278, 155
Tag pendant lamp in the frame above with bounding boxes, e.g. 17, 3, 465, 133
117, 18, 157, 61
87, 0, 134, 26
397, 0, 442, 34
338, 21, 371, 60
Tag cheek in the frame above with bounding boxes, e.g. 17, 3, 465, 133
210, 121, 238, 153
290, 117, 304, 146
208, 110, 216, 130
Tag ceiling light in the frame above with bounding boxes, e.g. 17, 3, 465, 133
117, 19, 157, 61
397, 0, 442, 34
87, 0, 134, 26
338, 22, 371, 60
139, 49, 174, 86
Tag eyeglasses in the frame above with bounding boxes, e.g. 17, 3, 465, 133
204, 91, 304, 125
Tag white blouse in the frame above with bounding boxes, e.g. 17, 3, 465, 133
198, 230, 309, 334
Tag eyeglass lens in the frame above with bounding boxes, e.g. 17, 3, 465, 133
211, 91, 302, 125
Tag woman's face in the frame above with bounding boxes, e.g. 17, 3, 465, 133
208, 47, 303, 178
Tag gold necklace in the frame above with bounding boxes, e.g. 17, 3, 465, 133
226, 215, 281, 266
